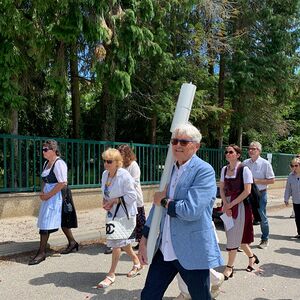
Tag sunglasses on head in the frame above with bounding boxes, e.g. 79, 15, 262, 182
42, 147, 50, 152
171, 138, 194, 146
225, 150, 235, 155
290, 164, 299, 168
103, 159, 113, 164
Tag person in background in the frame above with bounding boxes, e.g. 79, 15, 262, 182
97, 148, 142, 288
243, 141, 275, 249
139, 123, 223, 300
290, 153, 300, 218
118, 144, 146, 250
284, 157, 300, 239
220, 145, 259, 280
29, 140, 78, 265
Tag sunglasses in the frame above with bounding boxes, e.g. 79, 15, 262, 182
42, 148, 50, 152
290, 164, 299, 168
248, 147, 257, 151
225, 150, 235, 155
171, 139, 194, 146
103, 160, 113, 164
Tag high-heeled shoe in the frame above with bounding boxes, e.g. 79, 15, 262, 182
28, 254, 46, 265
61, 242, 79, 254
223, 265, 234, 280
246, 254, 260, 272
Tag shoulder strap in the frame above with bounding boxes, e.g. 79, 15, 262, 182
112, 196, 130, 220
224, 164, 244, 178
224, 165, 228, 177
43, 158, 61, 171
238, 165, 244, 180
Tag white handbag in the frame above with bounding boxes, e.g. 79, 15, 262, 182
106, 197, 136, 240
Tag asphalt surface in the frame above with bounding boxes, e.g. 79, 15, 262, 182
0, 189, 299, 300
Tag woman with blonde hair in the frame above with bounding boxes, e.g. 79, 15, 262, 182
284, 157, 300, 239
97, 148, 142, 288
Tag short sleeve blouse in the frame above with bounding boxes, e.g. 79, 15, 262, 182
220, 165, 253, 184
41, 159, 68, 183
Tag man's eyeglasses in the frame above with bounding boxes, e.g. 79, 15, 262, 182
225, 150, 235, 155
290, 164, 299, 168
171, 139, 194, 146
248, 147, 257, 151
103, 159, 113, 164
42, 148, 50, 152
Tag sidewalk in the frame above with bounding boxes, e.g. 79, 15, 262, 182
0, 188, 286, 258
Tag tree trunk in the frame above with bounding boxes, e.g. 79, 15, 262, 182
229, 97, 243, 148
100, 87, 116, 141
53, 41, 67, 136
150, 113, 157, 144
217, 53, 225, 148
10, 110, 18, 135
70, 43, 81, 138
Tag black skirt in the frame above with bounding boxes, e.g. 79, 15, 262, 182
61, 186, 78, 228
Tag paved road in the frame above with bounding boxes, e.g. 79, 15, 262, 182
0, 203, 299, 299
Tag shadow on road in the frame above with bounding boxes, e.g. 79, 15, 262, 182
253, 298, 293, 300
259, 263, 300, 279
29, 271, 149, 299
274, 247, 300, 257
253, 233, 295, 242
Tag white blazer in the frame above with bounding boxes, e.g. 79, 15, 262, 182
101, 168, 137, 217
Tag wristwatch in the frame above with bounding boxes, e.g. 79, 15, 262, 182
160, 197, 169, 208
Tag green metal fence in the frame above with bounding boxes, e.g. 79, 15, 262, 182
0, 134, 295, 193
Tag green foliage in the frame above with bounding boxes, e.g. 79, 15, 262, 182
0, 0, 299, 152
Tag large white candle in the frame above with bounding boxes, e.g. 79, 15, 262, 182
146, 83, 196, 263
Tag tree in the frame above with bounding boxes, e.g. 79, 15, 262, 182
226, 0, 300, 148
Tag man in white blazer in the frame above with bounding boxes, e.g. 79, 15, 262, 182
139, 123, 223, 300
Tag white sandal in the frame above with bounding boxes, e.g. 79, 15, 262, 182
127, 264, 143, 278
96, 275, 115, 288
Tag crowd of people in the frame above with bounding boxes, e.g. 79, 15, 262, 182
30, 126, 299, 299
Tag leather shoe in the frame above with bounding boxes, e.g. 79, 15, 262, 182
28, 255, 46, 265
61, 242, 79, 254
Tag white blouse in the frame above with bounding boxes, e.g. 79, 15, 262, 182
220, 164, 253, 184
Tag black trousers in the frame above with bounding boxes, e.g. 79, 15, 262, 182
293, 203, 300, 235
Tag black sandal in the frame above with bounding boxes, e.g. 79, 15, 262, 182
223, 265, 234, 280
246, 254, 259, 272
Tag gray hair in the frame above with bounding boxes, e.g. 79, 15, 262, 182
172, 123, 202, 143
43, 139, 60, 156
249, 141, 262, 152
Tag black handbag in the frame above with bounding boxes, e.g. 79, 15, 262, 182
62, 186, 73, 214
248, 183, 261, 209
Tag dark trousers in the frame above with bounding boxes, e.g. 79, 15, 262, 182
293, 203, 300, 235
141, 249, 211, 300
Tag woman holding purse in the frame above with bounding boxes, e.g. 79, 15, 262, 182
97, 148, 142, 288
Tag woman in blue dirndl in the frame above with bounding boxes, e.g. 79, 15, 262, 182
29, 140, 78, 265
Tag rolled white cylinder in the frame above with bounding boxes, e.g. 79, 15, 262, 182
146, 82, 197, 264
